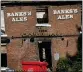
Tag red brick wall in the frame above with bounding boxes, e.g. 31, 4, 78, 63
4, 4, 81, 71
49, 4, 81, 71
51, 37, 78, 71
48, 5, 81, 35
4, 6, 37, 37
4, 6, 39, 70
7, 39, 39, 70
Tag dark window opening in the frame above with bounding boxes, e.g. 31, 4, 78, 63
38, 41, 52, 70
36, 6, 48, 23
1, 53, 7, 67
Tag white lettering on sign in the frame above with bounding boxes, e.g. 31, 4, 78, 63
7, 11, 31, 22
53, 9, 78, 20
7, 11, 31, 17
57, 15, 73, 20
12, 17, 27, 22
53, 9, 78, 14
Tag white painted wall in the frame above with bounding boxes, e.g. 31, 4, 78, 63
1, 10, 5, 31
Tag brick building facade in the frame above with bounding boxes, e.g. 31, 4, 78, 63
2, 1, 82, 71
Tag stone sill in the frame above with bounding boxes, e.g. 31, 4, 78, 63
36, 23, 51, 27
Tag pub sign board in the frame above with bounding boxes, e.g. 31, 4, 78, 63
4, 6, 36, 37
48, 4, 81, 35
4, 5, 81, 37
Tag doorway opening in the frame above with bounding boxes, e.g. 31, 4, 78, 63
1, 53, 7, 67
38, 41, 52, 69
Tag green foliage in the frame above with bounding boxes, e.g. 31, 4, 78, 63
56, 58, 71, 72
56, 34, 82, 72
70, 34, 82, 72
